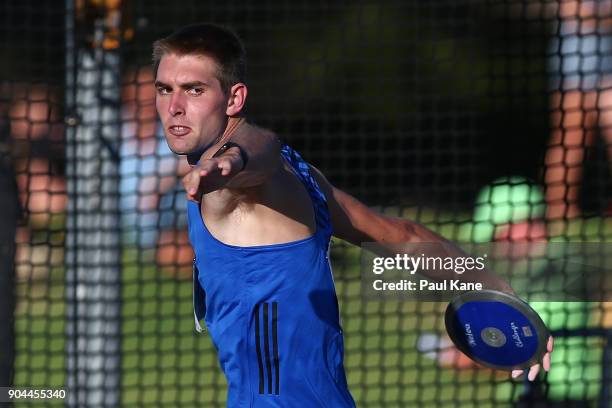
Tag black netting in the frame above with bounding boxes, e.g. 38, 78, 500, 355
1, 0, 611, 407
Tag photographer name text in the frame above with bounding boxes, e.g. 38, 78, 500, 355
372, 279, 483, 291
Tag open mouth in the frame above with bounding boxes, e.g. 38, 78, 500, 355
168, 125, 192, 136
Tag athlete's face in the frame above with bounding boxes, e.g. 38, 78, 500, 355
155, 53, 229, 155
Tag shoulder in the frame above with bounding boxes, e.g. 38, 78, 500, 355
307, 164, 332, 194
247, 124, 283, 152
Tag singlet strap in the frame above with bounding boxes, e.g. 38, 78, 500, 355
280, 144, 332, 238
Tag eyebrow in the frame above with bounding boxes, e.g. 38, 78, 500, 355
154, 80, 209, 89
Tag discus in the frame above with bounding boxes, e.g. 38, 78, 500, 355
444, 290, 549, 371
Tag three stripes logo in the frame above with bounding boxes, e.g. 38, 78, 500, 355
254, 302, 280, 396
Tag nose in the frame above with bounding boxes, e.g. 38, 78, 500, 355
168, 94, 185, 117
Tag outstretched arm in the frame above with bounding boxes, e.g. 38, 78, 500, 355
221, 128, 281, 188
309, 165, 512, 291
183, 128, 281, 201
309, 165, 552, 380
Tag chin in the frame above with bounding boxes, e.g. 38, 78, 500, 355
166, 144, 189, 156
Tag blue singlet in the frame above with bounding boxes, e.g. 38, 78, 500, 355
189, 144, 356, 407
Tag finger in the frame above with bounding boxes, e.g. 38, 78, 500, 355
511, 370, 523, 379
199, 161, 216, 175
543, 337, 554, 372
218, 160, 232, 176
182, 177, 192, 194
548, 336, 554, 352
543, 351, 551, 372
199, 162, 214, 175
527, 364, 540, 381
183, 174, 200, 195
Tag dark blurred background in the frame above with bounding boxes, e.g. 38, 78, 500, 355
1, 0, 577, 210
2, 1, 612, 407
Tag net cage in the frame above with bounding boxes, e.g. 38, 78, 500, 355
0, 0, 611, 406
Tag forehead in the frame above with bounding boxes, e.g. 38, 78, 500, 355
156, 53, 221, 84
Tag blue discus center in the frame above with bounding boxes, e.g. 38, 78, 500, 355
452, 301, 539, 366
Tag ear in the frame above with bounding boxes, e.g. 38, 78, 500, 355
225, 83, 247, 116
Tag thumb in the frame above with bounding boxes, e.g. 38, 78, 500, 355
511, 370, 523, 379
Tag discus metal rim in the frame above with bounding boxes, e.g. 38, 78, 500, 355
444, 289, 549, 371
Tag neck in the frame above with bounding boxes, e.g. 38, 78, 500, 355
187, 116, 246, 165
217, 116, 246, 145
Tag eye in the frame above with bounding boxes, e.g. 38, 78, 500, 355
187, 87, 203, 96
156, 86, 171, 95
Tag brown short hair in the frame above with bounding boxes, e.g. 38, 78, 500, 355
152, 23, 246, 94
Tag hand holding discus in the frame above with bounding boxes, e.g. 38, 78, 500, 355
445, 289, 554, 381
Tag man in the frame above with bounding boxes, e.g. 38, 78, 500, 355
153, 23, 552, 407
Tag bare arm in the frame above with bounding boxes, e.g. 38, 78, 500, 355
309, 165, 513, 292
311, 165, 553, 379
220, 128, 281, 188
183, 127, 281, 201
